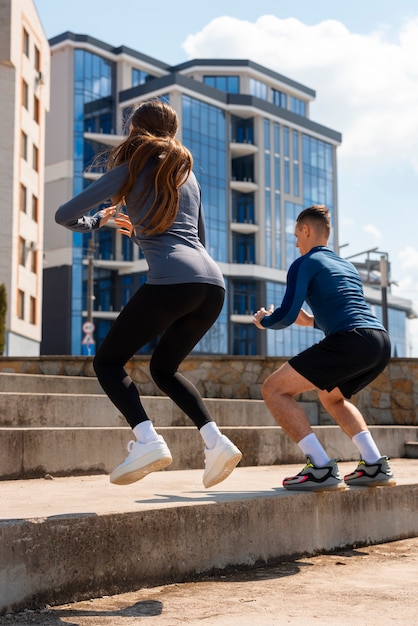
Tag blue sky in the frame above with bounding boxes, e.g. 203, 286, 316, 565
35, 0, 418, 353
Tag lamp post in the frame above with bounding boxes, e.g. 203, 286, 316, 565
380, 253, 389, 331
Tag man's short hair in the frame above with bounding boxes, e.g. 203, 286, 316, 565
296, 205, 331, 237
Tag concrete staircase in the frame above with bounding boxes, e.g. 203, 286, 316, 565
1, 371, 418, 614
1, 371, 417, 480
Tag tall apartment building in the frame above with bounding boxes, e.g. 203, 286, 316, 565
0, 0, 49, 355
43, 32, 411, 357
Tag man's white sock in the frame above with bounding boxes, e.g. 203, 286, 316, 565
133, 420, 160, 443
352, 431, 381, 463
298, 433, 330, 467
200, 422, 222, 449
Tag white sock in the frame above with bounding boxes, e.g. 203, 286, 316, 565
133, 420, 160, 443
298, 433, 330, 467
200, 422, 222, 449
352, 431, 381, 464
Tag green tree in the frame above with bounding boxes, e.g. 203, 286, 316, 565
0, 283, 7, 356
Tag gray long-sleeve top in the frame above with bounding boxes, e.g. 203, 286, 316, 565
55, 163, 225, 289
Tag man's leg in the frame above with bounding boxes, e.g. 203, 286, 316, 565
262, 362, 345, 490
262, 363, 330, 466
317, 387, 369, 439
318, 387, 382, 461
317, 386, 395, 486
262, 362, 316, 441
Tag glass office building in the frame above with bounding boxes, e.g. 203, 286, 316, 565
42, 33, 412, 357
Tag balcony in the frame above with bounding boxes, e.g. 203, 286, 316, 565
230, 141, 258, 158
230, 314, 254, 324
230, 222, 259, 234
84, 131, 123, 147
230, 179, 258, 193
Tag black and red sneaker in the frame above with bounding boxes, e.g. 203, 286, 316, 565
344, 456, 396, 487
283, 457, 346, 491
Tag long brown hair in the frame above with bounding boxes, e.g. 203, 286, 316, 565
108, 100, 193, 235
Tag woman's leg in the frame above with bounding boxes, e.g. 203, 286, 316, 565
149, 283, 225, 429
93, 283, 224, 429
93, 283, 187, 428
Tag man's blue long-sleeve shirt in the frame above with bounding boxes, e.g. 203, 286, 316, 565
261, 246, 385, 336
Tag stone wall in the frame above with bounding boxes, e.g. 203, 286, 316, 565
0, 356, 417, 426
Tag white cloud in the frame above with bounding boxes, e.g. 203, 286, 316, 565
364, 224, 382, 240
393, 246, 418, 297
183, 15, 418, 169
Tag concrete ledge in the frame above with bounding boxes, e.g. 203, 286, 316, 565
1, 460, 417, 614
1, 426, 417, 480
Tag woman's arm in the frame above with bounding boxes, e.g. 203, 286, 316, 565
55, 164, 128, 231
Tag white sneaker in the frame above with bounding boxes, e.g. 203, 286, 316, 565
203, 434, 242, 488
110, 436, 172, 485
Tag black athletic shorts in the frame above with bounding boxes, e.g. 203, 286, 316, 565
288, 328, 391, 399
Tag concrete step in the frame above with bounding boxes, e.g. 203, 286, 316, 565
405, 441, 418, 458
0, 392, 318, 428
0, 372, 103, 394
1, 459, 417, 614
1, 424, 417, 480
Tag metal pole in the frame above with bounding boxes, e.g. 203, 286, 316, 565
380, 255, 389, 331
87, 236, 94, 323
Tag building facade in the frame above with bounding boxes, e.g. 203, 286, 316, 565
0, 0, 49, 355
42, 32, 411, 357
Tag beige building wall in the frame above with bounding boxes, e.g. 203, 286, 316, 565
0, 0, 49, 355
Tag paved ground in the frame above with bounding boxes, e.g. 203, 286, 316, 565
2, 535, 417, 625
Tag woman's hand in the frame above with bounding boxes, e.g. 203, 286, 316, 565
98, 206, 117, 227
295, 308, 314, 327
114, 213, 134, 238
253, 304, 274, 329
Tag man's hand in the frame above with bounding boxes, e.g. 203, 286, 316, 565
253, 304, 274, 329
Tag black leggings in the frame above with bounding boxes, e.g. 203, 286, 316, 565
93, 282, 225, 430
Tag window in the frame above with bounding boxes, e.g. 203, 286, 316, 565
29, 296, 36, 324
293, 130, 300, 197
233, 193, 254, 223
233, 323, 257, 356
231, 155, 254, 182
122, 234, 133, 261
17, 289, 25, 320
32, 144, 39, 171
31, 194, 38, 222
23, 28, 29, 56
22, 79, 29, 109
231, 116, 254, 144
34, 45, 40, 71
249, 78, 267, 100
33, 95, 40, 124
272, 89, 287, 108
232, 280, 256, 315
132, 68, 154, 86
19, 237, 26, 266
30, 249, 37, 274
20, 184, 27, 213
203, 75, 240, 93
290, 96, 306, 116
21, 131, 28, 160
121, 275, 134, 306
182, 95, 228, 263
283, 127, 290, 194
233, 233, 255, 264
